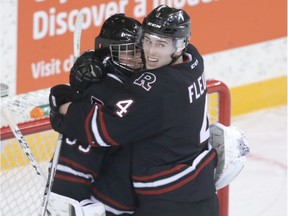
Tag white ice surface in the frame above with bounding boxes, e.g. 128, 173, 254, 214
229, 105, 287, 216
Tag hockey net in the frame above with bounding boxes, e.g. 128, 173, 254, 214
0, 79, 231, 216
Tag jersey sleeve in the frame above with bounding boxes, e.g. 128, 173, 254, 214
61, 85, 177, 147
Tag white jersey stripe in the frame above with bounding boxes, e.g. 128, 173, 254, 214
56, 164, 94, 182
107, 73, 124, 83
91, 105, 110, 147
133, 143, 213, 188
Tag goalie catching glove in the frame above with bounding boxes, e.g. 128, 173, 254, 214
70, 50, 106, 93
49, 84, 82, 134
209, 123, 249, 190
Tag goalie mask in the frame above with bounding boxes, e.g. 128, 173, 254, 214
95, 13, 143, 71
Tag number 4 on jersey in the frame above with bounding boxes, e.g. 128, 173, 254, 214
115, 99, 134, 117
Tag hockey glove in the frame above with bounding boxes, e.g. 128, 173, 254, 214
70, 50, 106, 93
49, 84, 82, 133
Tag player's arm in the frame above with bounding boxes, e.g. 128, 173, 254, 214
50, 86, 176, 147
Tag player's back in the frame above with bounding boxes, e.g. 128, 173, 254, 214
119, 44, 218, 203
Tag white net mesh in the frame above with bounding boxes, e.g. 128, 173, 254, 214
1, 88, 50, 126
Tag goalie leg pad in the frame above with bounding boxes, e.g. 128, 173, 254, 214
80, 199, 106, 216
209, 123, 249, 190
47, 192, 106, 216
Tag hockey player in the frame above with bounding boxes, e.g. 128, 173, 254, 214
48, 14, 142, 216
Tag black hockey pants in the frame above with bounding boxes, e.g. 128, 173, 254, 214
133, 193, 219, 216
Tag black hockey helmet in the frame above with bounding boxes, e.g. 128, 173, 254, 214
142, 5, 191, 50
95, 14, 143, 71
95, 13, 141, 48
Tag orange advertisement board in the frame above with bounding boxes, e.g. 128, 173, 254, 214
17, 0, 286, 94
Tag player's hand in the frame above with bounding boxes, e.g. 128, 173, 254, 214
49, 84, 81, 133
70, 50, 106, 93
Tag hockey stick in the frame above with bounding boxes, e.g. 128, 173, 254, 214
73, 12, 83, 62
1, 108, 47, 182
39, 133, 63, 216
39, 12, 84, 216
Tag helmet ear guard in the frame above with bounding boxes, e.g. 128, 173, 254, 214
174, 37, 188, 52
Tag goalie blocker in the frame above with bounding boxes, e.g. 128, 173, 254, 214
209, 123, 249, 190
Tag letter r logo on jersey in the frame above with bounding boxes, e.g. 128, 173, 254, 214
133, 72, 156, 91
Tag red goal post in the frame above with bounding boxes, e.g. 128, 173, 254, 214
207, 79, 231, 216
0, 79, 231, 216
